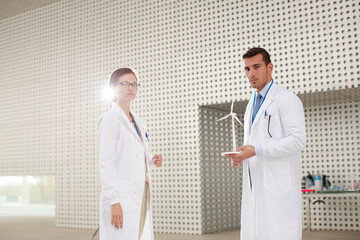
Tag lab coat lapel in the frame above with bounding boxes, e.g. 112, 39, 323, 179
131, 112, 151, 183
130, 113, 151, 169
131, 113, 144, 138
244, 93, 255, 142
132, 113, 149, 152
251, 96, 274, 127
112, 104, 142, 142
251, 84, 276, 128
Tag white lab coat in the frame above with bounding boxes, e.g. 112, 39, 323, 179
241, 83, 306, 240
98, 104, 154, 240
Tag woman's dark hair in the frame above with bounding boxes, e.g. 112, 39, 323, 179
109, 68, 137, 88
242, 47, 271, 65
109, 68, 137, 102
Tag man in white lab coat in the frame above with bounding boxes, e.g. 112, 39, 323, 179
226, 47, 306, 240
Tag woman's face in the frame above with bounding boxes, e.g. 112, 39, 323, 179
114, 73, 138, 103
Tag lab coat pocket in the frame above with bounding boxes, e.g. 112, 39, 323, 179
104, 207, 137, 238
267, 115, 283, 139
119, 187, 138, 212
264, 161, 291, 192
121, 208, 138, 236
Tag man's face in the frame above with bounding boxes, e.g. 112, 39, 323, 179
244, 54, 273, 92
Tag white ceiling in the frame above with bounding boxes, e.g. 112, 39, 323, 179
0, 0, 60, 20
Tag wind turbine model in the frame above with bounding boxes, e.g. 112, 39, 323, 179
216, 100, 244, 156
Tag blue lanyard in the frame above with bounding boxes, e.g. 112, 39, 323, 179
252, 80, 273, 123
130, 113, 140, 138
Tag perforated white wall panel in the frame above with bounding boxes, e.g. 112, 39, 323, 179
0, 0, 359, 234
199, 106, 244, 233
302, 102, 360, 231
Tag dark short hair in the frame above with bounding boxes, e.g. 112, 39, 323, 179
242, 47, 271, 65
109, 68, 137, 102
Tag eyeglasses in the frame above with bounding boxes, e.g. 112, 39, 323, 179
116, 81, 140, 88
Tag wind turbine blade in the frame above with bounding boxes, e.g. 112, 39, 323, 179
230, 100, 234, 113
216, 114, 231, 122
233, 115, 244, 127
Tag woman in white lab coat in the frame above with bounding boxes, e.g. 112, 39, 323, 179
98, 68, 162, 240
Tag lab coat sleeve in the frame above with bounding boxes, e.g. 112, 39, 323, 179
261, 93, 306, 158
98, 113, 122, 205
149, 154, 154, 167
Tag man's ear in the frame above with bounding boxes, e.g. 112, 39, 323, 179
267, 62, 273, 74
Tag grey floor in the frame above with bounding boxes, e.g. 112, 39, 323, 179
0, 216, 359, 240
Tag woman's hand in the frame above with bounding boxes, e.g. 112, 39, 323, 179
153, 154, 163, 167
111, 203, 123, 229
